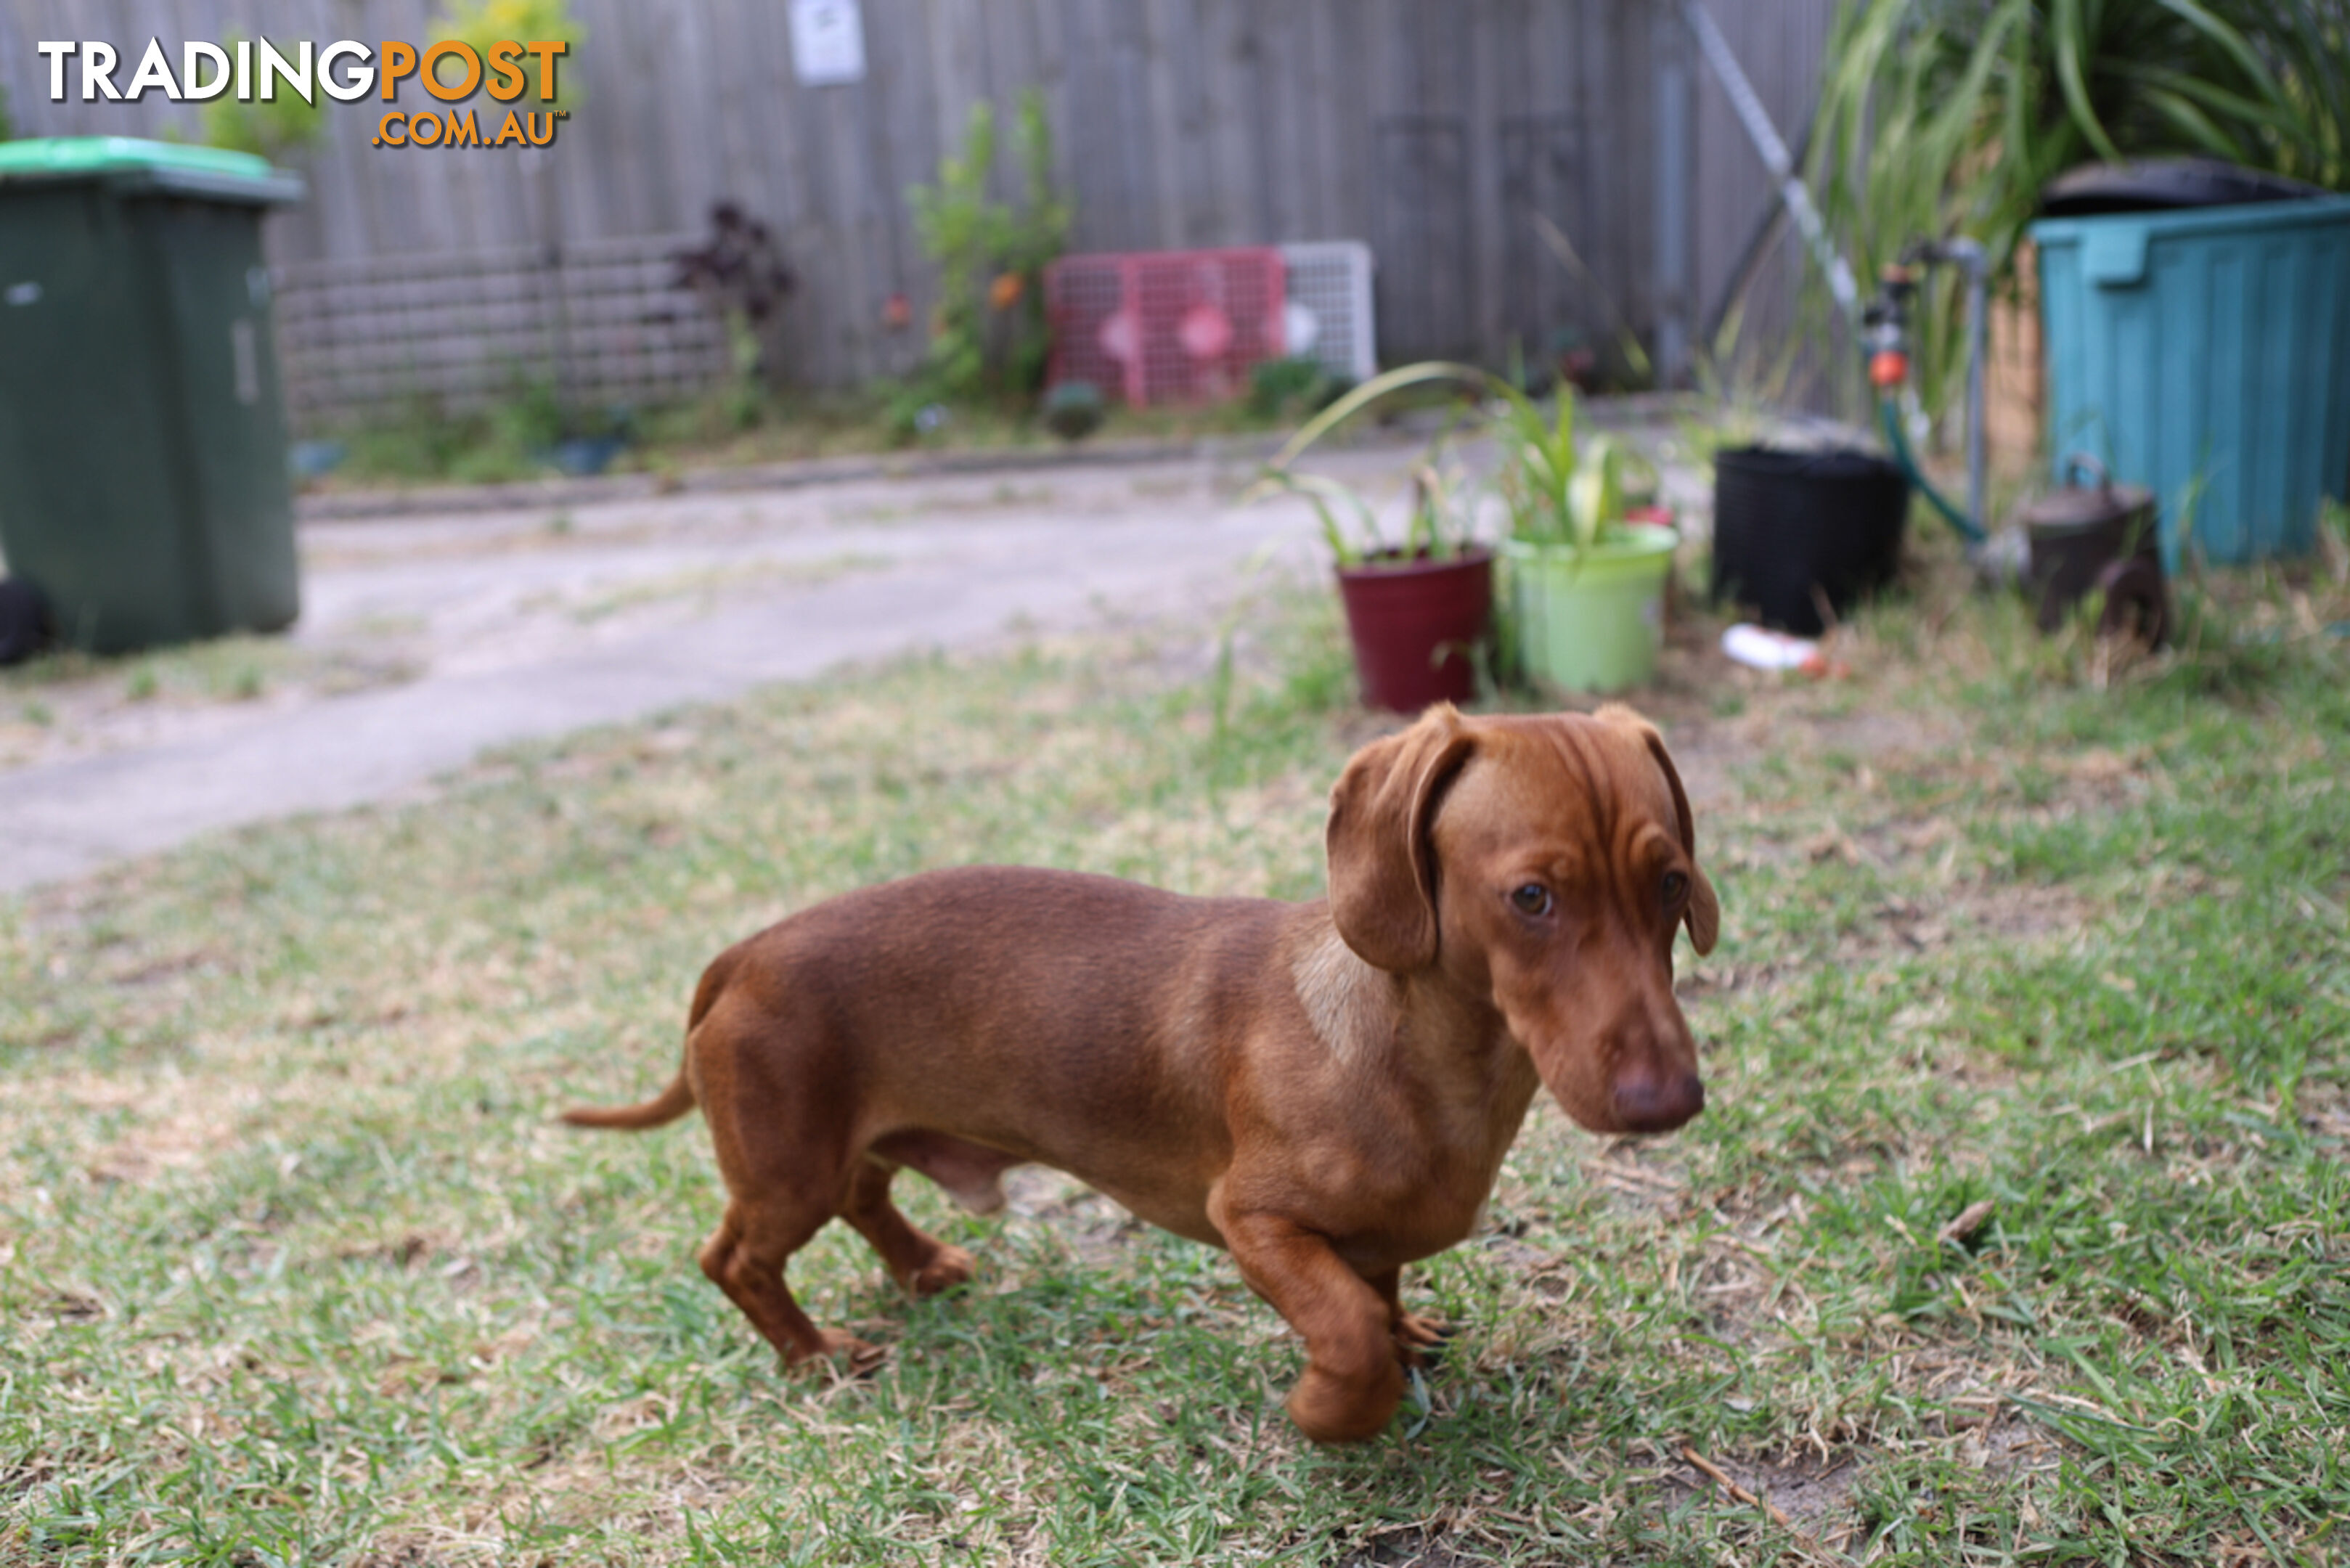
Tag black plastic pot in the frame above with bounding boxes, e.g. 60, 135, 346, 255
1710, 446, 1910, 637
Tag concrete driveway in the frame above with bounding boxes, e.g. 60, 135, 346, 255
0, 446, 1414, 893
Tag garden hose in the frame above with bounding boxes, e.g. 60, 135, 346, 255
1864, 252, 1989, 550
1876, 395, 1986, 547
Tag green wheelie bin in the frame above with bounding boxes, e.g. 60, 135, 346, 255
0, 137, 306, 658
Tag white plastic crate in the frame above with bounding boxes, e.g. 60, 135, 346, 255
1278, 240, 1377, 383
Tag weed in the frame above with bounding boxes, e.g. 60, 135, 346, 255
198, 30, 327, 160
1247, 356, 1350, 422
907, 89, 1069, 401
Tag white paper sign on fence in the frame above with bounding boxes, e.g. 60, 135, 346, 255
788, 0, 866, 86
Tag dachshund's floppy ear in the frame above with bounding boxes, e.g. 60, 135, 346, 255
1596, 704, 1720, 956
1325, 706, 1477, 972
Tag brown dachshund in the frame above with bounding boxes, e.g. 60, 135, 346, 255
566, 702, 1719, 1442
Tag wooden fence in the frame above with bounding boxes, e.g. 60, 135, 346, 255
1, 0, 1842, 417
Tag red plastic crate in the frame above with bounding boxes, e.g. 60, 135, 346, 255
1045, 248, 1286, 406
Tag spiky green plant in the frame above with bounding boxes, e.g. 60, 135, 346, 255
1251, 362, 1488, 565
1252, 362, 1652, 565
1810, 0, 2350, 415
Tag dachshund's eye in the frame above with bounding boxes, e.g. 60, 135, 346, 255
1510, 883, 1552, 917
1662, 870, 1690, 909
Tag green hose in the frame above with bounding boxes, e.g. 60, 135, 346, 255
1877, 397, 1986, 544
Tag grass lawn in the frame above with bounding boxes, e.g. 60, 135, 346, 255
3, 536, 2346, 1564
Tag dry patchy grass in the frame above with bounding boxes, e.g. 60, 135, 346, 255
3, 540, 2347, 1564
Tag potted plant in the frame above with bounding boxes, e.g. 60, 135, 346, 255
1251, 364, 1495, 714
1489, 383, 1679, 694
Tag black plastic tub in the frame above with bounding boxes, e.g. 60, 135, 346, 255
1710, 446, 1910, 637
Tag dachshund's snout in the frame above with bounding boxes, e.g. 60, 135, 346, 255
1610, 1060, 1705, 1133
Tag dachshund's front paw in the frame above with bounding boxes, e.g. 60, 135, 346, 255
1286, 1357, 1404, 1444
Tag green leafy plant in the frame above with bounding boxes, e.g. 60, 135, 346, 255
432, 0, 585, 105
328, 376, 622, 484
1245, 467, 1382, 565
1810, 0, 2350, 417
1682, 291, 1813, 457
1254, 454, 1483, 571
906, 89, 1072, 403
1400, 457, 1477, 560
1488, 383, 1592, 551
199, 35, 327, 161
881, 383, 951, 446
1485, 381, 1660, 557
489, 375, 571, 453
1247, 362, 1488, 567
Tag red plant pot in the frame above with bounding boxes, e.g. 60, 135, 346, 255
1335, 547, 1494, 714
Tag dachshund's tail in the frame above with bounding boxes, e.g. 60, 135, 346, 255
566, 952, 736, 1131
561, 1068, 695, 1130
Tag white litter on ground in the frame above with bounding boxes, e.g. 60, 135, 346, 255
1720, 623, 1821, 671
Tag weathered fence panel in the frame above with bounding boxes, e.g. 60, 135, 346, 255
1, 0, 1840, 415
1686, 0, 1848, 401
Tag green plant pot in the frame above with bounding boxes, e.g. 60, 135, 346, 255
1502, 523, 1678, 694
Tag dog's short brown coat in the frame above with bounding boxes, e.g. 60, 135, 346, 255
568, 703, 1718, 1442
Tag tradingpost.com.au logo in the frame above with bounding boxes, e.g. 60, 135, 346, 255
34, 38, 571, 148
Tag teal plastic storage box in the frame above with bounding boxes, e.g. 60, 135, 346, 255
0, 137, 305, 653
2032, 195, 2350, 567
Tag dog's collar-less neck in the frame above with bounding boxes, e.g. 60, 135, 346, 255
1291, 921, 1398, 1067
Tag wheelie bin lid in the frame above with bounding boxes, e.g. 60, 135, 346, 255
2039, 156, 2324, 217
0, 136, 304, 205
